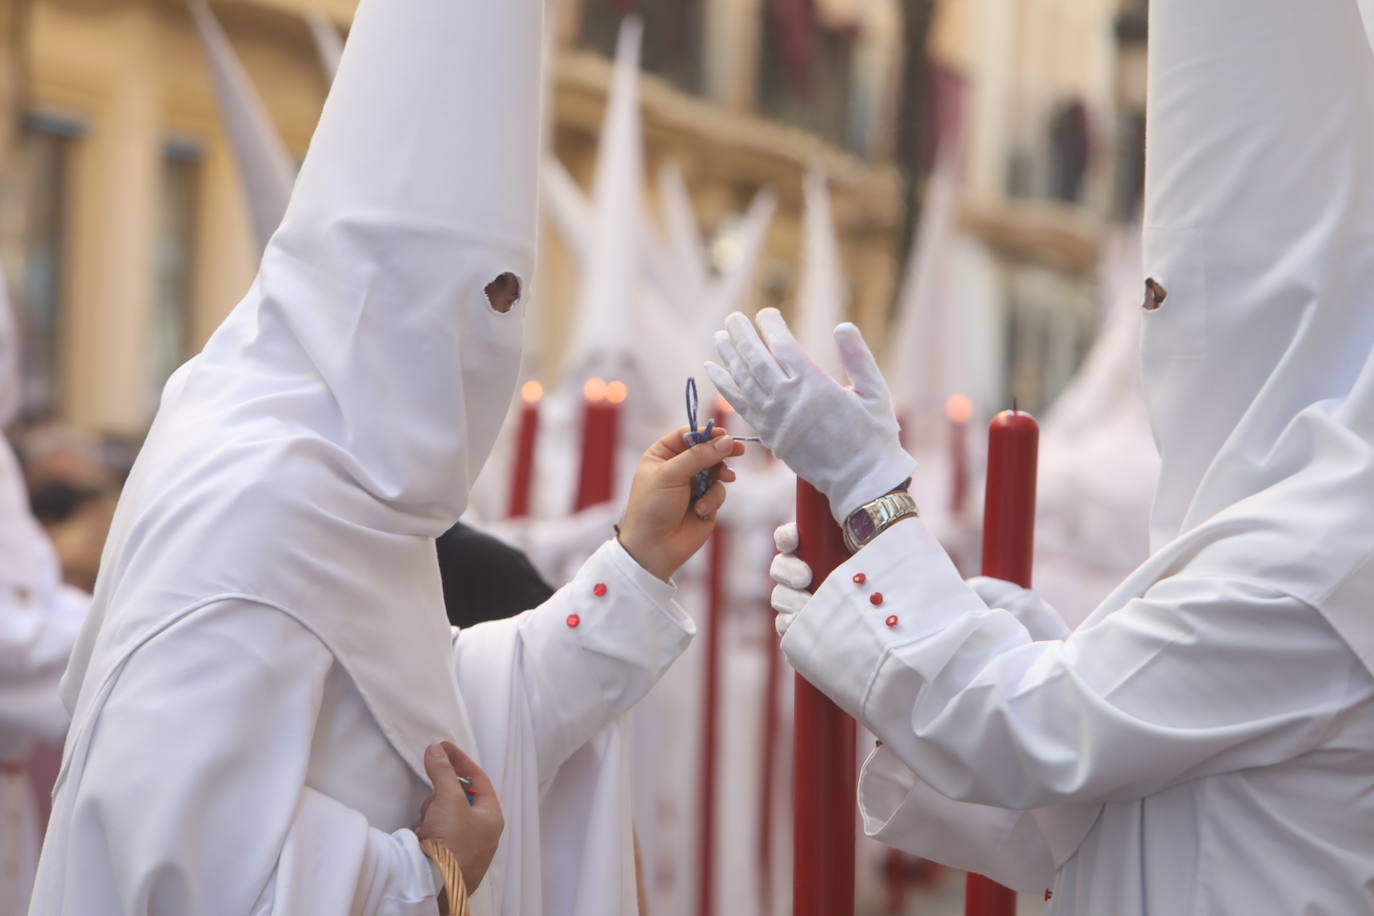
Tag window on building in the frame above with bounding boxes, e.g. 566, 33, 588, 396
579, 0, 704, 96
757, 3, 862, 155
149, 138, 201, 407
0, 113, 83, 421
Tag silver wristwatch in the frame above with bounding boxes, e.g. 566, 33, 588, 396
842, 487, 919, 554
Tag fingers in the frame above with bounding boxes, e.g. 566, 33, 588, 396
644, 425, 697, 462
661, 432, 745, 484
770, 552, 812, 591
774, 522, 799, 554
964, 576, 1027, 610
833, 322, 889, 402
714, 330, 774, 405
439, 742, 492, 793
692, 480, 727, 520
440, 741, 502, 816
771, 583, 810, 617
725, 312, 790, 390
705, 361, 748, 414
753, 308, 809, 371
424, 743, 469, 804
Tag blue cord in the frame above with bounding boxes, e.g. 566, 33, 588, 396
683, 377, 760, 517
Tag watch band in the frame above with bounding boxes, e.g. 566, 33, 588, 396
842, 489, 919, 554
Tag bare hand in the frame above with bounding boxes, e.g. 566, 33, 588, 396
415, 742, 503, 896
618, 426, 747, 582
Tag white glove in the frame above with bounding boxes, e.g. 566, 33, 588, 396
706, 309, 916, 524
965, 576, 1071, 642
769, 522, 811, 637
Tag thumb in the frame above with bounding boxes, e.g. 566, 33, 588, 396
660, 432, 739, 484
834, 323, 889, 402
423, 742, 467, 804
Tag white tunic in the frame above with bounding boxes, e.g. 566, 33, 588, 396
34, 538, 691, 914
1, 434, 87, 914
782, 520, 1374, 913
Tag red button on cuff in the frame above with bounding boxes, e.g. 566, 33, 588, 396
870, 592, 885, 607
566, 614, 581, 628
852, 573, 867, 585
593, 583, 608, 598
885, 615, 899, 628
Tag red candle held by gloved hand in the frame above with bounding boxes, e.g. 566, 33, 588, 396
966, 407, 1039, 916
980, 408, 1039, 589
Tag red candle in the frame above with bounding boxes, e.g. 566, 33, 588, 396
965, 407, 1038, 916
979, 408, 1039, 588
793, 479, 857, 916
573, 378, 624, 512
506, 380, 542, 519
758, 586, 782, 916
697, 527, 727, 916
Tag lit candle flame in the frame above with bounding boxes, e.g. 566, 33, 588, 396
605, 380, 628, 404
946, 394, 973, 424
521, 380, 544, 404
583, 377, 607, 402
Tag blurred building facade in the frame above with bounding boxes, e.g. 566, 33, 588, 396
0, 0, 1142, 436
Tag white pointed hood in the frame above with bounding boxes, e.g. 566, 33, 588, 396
699, 187, 776, 345
188, 0, 296, 252
657, 163, 710, 297
558, 16, 688, 449
1033, 0, 1374, 868
305, 8, 345, 82
561, 15, 651, 388
795, 169, 845, 379
63, 0, 542, 839
542, 155, 594, 264
886, 153, 959, 440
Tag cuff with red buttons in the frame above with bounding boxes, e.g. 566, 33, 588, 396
536, 538, 695, 692
779, 517, 985, 726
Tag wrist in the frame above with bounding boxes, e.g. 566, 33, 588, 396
841, 486, 918, 554
616, 531, 676, 582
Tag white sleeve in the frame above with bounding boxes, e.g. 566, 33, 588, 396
452, 538, 695, 781
0, 580, 87, 748
782, 519, 1370, 811
858, 745, 1056, 892
71, 600, 439, 915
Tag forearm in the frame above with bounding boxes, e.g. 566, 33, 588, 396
457, 538, 694, 781
783, 519, 1360, 810
859, 745, 1056, 892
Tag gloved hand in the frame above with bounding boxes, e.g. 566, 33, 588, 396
965, 576, 1070, 641
769, 522, 811, 637
706, 309, 916, 524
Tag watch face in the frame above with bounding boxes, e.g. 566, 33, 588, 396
849, 509, 878, 542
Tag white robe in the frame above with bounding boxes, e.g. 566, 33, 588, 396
783, 520, 1374, 913
1, 435, 87, 914
32, 539, 692, 915
784, 0, 1374, 910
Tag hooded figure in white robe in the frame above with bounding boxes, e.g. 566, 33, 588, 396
0, 271, 88, 914
28, 0, 709, 913
711, 0, 1374, 911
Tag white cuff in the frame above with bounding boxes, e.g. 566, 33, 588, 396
780, 517, 983, 727
371, 827, 443, 904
